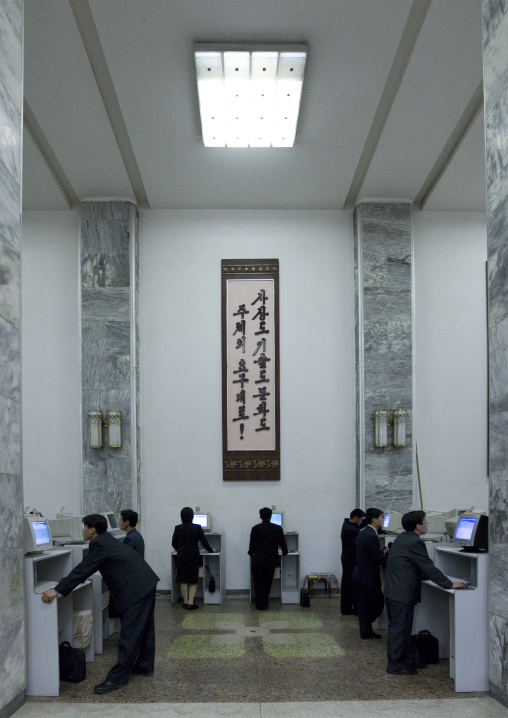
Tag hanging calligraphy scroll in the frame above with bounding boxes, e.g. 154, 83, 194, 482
222, 259, 280, 481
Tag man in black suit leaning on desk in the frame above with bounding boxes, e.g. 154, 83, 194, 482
384, 510, 467, 676
41, 513, 159, 694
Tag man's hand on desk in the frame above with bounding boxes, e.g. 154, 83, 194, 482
41, 588, 58, 603
452, 581, 468, 589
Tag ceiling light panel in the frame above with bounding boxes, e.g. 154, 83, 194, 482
194, 44, 307, 148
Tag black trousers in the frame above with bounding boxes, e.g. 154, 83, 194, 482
357, 583, 384, 638
106, 588, 156, 684
340, 563, 358, 614
385, 597, 415, 672
252, 564, 275, 609
386, 598, 415, 673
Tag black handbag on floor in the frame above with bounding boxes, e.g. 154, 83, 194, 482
413, 630, 439, 664
205, 564, 216, 593
59, 641, 86, 682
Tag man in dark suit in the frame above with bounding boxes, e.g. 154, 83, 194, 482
384, 510, 467, 675
120, 508, 145, 558
248, 507, 288, 610
41, 513, 159, 694
352, 507, 389, 639
340, 508, 365, 615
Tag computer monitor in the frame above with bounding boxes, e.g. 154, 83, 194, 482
382, 510, 403, 534
271, 511, 284, 530
49, 515, 84, 543
453, 513, 488, 551
23, 515, 53, 554
193, 513, 212, 532
100, 512, 119, 532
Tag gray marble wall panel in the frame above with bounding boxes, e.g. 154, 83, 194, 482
355, 202, 413, 513
0, 90, 21, 187
0, 619, 25, 709
0, 240, 20, 329
80, 202, 139, 520
484, 1, 508, 704
0, 1, 23, 713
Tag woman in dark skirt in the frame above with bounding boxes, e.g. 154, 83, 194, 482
172, 507, 216, 610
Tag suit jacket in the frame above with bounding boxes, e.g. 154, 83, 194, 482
123, 528, 145, 558
172, 523, 214, 559
248, 520, 288, 567
352, 525, 387, 587
55, 531, 159, 613
341, 519, 360, 568
384, 530, 453, 605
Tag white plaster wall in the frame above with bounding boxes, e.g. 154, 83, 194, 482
139, 210, 357, 590
21, 211, 82, 516
413, 211, 488, 512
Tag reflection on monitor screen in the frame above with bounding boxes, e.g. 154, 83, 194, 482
383, 513, 391, 529
193, 513, 212, 532
455, 516, 476, 541
33, 520, 52, 545
271, 512, 284, 528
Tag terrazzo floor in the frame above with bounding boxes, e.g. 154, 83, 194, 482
25, 595, 491, 705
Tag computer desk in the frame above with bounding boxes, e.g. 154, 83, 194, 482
413, 545, 489, 692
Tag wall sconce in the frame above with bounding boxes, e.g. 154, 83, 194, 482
393, 408, 408, 448
87, 409, 122, 449
374, 410, 388, 447
374, 408, 408, 448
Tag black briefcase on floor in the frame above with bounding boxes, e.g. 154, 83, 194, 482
59, 641, 86, 682
413, 630, 439, 664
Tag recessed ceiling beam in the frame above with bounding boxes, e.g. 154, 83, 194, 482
69, 0, 149, 208
413, 82, 484, 209
23, 99, 79, 208
343, 0, 432, 210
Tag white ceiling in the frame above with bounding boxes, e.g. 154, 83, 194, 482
22, 0, 487, 213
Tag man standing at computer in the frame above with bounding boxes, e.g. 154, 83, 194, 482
119, 509, 145, 558
249, 507, 288, 610
41, 513, 159, 694
384, 510, 467, 675
340, 508, 366, 615
352, 508, 389, 639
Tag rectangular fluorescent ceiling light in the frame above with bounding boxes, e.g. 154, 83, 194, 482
194, 43, 307, 148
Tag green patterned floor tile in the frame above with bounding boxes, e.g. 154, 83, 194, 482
260, 611, 322, 629
167, 634, 245, 659
182, 612, 245, 630
262, 632, 343, 657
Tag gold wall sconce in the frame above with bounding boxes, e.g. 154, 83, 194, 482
87, 409, 122, 449
374, 408, 408, 448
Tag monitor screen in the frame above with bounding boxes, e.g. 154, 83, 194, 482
455, 516, 476, 541
24, 515, 53, 553
33, 520, 52, 545
193, 514, 209, 529
383, 513, 391, 529
107, 512, 118, 529
271, 512, 284, 527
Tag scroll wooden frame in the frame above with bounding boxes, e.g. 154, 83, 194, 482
222, 258, 280, 481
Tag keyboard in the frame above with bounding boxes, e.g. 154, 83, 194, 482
34, 580, 58, 594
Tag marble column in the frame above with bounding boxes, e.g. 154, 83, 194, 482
80, 202, 140, 518
0, 1, 24, 716
483, 0, 508, 706
354, 202, 414, 512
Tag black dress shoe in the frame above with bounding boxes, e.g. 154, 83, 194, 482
182, 603, 190, 610
361, 632, 382, 639
189, 603, 199, 610
131, 667, 154, 676
93, 681, 124, 694
387, 667, 418, 675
